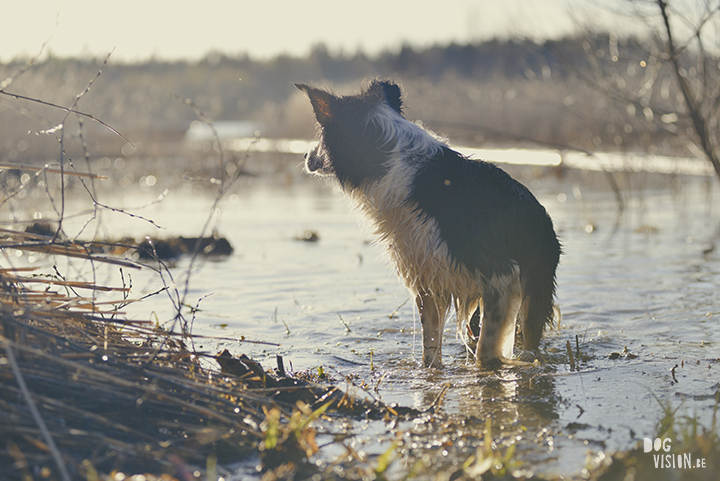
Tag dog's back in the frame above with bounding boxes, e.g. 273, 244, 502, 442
410, 146, 560, 352
297, 80, 560, 368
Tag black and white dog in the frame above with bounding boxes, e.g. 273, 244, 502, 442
297, 80, 560, 368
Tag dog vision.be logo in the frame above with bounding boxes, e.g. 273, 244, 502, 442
643, 437, 707, 469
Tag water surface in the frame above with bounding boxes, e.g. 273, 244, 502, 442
11, 162, 720, 477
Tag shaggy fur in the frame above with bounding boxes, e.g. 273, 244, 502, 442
297, 80, 560, 368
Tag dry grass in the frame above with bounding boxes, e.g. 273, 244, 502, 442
0, 238, 263, 479
0, 233, 409, 480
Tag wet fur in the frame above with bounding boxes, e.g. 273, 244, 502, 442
297, 80, 560, 368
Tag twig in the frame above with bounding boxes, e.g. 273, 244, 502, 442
90, 199, 167, 230
0, 240, 144, 269
0, 91, 132, 147
0, 162, 106, 179
388, 297, 410, 319
171, 94, 224, 164
1, 274, 130, 292
603, 169, 625, 212
187, 293, 213, 350
657, 0, 720, 180
575, 334, 581, 362
273, 307, 291, 335
566, 340, 576, 372
426, 383, 451, 412
338, 312, 351, 332
172, 93, 253, 332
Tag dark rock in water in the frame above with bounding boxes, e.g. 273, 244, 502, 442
178, 236, 234, 256
294, 230, 319, 242
136, 238, 183, 260
136, 235, 233, 260
216, 349, 268, 380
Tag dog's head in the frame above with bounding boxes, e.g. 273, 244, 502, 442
296, 80, 404, 188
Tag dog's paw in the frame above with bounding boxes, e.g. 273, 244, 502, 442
475, 356, 539, 370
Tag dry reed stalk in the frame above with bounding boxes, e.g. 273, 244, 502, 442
0, 242, 143, 270
0, 162, 107, 179
1, 274, 129, 292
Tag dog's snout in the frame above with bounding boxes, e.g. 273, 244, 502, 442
305, 152, 319, 172
304, 145, 325, 172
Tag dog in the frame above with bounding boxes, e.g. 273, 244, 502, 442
296, 80, 560, 368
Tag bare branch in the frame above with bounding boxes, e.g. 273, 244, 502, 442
0, 89, 133, 146
657, 0, 720, 178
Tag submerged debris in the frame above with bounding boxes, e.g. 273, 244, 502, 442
23, 221, 60, 238
608, 346, 638, 360
294, 230, 320, 243
135, 235, 234, 260
2, 226, 233, 262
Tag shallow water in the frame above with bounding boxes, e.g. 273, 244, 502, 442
9, 163, 720, 477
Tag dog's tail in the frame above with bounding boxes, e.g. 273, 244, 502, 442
520, 214, 561, 350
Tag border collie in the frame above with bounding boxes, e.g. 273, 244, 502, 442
296, 80, 560, 368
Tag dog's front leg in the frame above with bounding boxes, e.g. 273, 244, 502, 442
416, 294, 443, 368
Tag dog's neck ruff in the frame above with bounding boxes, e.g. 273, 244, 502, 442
368, 103, 445, 165
345, 102, 447, 208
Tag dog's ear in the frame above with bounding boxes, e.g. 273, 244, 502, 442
367, 80, 403, 114
379, 81, 403, 114
295, 84, 335, 125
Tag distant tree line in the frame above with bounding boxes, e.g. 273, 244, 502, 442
0, 31, 715, 166
0, 34, 642, 122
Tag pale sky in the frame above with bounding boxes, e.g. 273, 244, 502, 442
2, 1, 628, 62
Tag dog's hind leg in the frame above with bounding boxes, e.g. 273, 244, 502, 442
520, 269, 557, 350
521, 297, 547, 350
475, 272, 522, 365
416, 294, 448, 368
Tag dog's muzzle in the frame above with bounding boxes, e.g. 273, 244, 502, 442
304, 144, 332, 175
304, 146, 323, 172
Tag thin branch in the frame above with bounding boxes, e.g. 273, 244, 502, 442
0, 162, 106, 179
0, 90, 133, 146
171, 94, 251, 333
658, 0, 720, 178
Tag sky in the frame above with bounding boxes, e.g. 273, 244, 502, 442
0, 0, 631, 62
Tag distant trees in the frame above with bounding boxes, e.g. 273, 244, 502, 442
4, 24, 720, 173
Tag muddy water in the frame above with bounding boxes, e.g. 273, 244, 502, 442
19, 166, 720, 476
